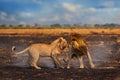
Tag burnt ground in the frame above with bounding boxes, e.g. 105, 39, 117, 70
0, 33, 120, 80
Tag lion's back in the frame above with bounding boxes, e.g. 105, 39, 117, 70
28, 43, 52, 56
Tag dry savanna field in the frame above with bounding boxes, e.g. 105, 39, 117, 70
0, 29, 120, 80
0, 29, 120, 35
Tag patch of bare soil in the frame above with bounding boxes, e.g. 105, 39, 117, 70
0, 33, 120, 80
0, 66, 120, 80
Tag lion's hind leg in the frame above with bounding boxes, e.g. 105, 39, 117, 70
28, 53, 41, 69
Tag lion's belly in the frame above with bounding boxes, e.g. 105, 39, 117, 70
38, 49, 52, 57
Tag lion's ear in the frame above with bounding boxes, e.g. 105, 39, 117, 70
59, 37, 63, 42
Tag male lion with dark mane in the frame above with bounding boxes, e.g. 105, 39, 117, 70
11, 37, 68, 69
66, 33, 95, 69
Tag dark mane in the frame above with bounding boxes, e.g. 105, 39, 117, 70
70, 33, 83, 38
70, 33, 84, 40
67, 33, 95, 68
70, 33, 87, 58
70, 33, 86, 44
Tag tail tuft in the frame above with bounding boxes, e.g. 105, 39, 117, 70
12, 46, 16, 51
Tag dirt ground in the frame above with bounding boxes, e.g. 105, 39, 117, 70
0, 32, 120, 80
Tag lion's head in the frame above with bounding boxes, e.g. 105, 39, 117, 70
58, 37, 68, 50
70, 33, 87, 48
69, 33, 88, 57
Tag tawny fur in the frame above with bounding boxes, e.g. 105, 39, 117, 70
11, 37, 68, 69
66, 33, 95, 69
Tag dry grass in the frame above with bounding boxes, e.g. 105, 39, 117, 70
0, 29, 120, 35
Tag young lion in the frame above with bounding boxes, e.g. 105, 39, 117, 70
11, 37, 68, 69
66, 33, 95, 69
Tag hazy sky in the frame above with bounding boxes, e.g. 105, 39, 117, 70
0, 0, 120, 25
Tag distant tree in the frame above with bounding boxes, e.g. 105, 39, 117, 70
63, 24, 71, 27
9, 24, 13, 27
32, 23, 38, 27
109, 23, 116, 27
94, 24, 101, 28
50, 23, 62, 28
0, 24, 7, 29
18, 24, 23, 27
0, 24, 6, 27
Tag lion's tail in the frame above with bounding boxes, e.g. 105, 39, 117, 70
12, 46, 29, 55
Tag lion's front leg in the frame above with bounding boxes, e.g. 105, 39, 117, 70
66, 58, 71, 69
65, 51, 73, 69
55, 57, 64, 69
78, 56, 84, 68
86, 51, 95, 68
51, 54, 64, 69
51, 56, 59, 68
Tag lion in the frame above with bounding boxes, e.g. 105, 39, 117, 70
65, 33, 95, 69
11, 37, 68, 69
